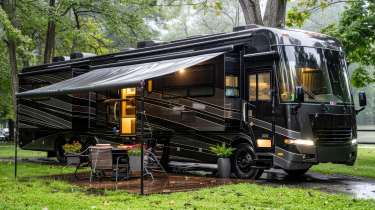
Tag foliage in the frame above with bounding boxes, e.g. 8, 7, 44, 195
321, 1, 375, 87
128, 147, 142, 156
209, 143, 234, 158
286, 0, 345, 27
0, 0, 169, 117
63, 141, 82, 154
161, 0, 243, 41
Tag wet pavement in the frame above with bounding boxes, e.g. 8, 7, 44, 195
259, 169, 375, 199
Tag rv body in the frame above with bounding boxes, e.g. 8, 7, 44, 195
17, 26, 359, 177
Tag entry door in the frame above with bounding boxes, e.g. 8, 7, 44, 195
246, 70, 274, 141
120, 88, 137, 135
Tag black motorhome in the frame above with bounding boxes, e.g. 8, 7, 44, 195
17, 25, 366, 179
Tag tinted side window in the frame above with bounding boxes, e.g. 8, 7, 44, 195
258, 72, 271, 101
225, 75, 239, 97
248, 72, 271, 101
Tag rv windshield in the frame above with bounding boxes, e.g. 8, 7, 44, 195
279, 46, 352, 104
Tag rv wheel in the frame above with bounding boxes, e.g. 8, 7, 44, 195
56, 143, 66, 164
284, 168, 310, 177
232, 143, 260, 179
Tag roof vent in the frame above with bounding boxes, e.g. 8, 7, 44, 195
121, 47, 136, 52
137, 40, 165, 48
233, 24, 259, 32
70, 52, 96, 60
52, 56, 70, 63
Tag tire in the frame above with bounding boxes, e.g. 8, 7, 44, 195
231, 143, 260, 179
284, 168, 310, 177
254, 169, 264, 179
56, 143, 66, 163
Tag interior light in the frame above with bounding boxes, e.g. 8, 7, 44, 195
351, 139, 357, 145
178, 68, 186, 74
284, 139, 314, 146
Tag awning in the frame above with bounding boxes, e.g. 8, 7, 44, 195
17, 52, 223, 97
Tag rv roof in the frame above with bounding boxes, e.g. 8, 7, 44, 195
20, 26, 342, 74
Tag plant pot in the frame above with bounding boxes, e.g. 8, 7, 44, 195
129, 155, 141, 173
217, 157, 231, 178
65, 153, 80, 166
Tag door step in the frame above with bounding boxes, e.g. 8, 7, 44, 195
168, 161, 217, 172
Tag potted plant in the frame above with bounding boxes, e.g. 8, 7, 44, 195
209, 143, 234, 178
63, 141, 82, 165
128, 147, 142, 173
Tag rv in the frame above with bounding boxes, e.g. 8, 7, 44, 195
17, 25, 366, 179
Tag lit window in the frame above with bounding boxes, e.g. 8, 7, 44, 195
225, 75, 239, 97
249, 74, 257, 101
258, 73, 271, 101
121, 88, 136, 135
248, 72, 271, 101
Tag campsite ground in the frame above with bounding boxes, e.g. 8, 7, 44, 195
1, 144, 375, 209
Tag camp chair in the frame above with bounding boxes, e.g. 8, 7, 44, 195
67, 147, 90, 180
89, 146, 129, 189
143, 146, 167, 181
141, 112, 167, 181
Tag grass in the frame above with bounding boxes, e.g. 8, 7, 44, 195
311, 147, 375, 179
0, 143, 46, 158
2, 143, 375, 179
1, 161, 375, 210
0, 145, 375, 209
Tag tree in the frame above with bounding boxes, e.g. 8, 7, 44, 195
0, 0, 31, 120
239, 0, 287, 27
321, 0, 375, 88
0, 0, 168, 119
161, 0, 244, 41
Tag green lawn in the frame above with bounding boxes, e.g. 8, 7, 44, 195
1, 145, 375, 209
0, 161, 375, 210
0, 143, 46, 158
311, 147, 375, 179
1, 143, 375, 179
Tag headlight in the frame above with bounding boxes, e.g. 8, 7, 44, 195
284, 139, 315, 146
351, 139, 357, 145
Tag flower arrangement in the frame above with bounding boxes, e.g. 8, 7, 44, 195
63, 141, 82, 154
209, 143, 234, 158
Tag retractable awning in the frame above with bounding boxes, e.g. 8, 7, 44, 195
17, 52, 223, 97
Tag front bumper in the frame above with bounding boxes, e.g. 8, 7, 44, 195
273, 143, 357, 170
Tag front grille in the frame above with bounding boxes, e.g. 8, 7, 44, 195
315, 129, 352, 145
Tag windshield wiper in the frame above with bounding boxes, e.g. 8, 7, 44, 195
304, 89, 316, 99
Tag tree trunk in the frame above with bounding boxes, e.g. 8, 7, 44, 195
239, 0, 263, 25
43, 0, 56, 64
1, 0, 18, 120
263, 0, 287, 28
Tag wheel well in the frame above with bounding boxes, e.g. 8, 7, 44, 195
231, 137, 254, 148
55, 135, 67, 149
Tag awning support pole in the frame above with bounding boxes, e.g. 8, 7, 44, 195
140, 80, 145, 195
14, 103, 18, 179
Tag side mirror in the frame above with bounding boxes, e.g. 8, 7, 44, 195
295, 86, 304, 103
359, 91, 367, 107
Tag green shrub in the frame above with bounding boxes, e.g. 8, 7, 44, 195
209, 143, 234, 158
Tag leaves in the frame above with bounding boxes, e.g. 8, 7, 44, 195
0, 0, 168, 119
322, 1, 375, 87
209, 143, 234, 158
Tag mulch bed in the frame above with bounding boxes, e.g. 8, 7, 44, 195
46, 172, 252, 194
